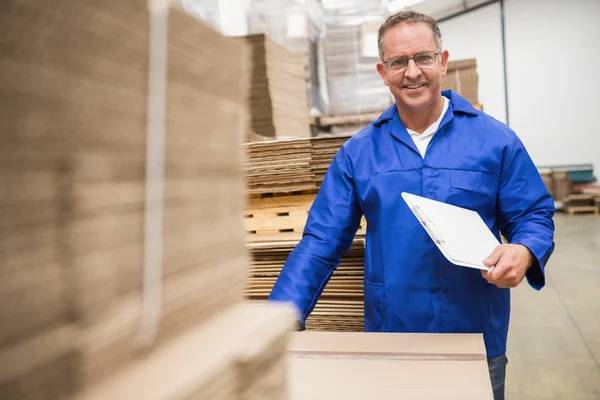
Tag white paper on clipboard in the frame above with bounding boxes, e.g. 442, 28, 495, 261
401, 192, 500, 271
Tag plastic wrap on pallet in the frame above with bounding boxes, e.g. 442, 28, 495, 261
248, 0, 329, 116
248, 0, 324, 53
322, 0, 394, 116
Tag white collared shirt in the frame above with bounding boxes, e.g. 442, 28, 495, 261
406, 96, 450, 158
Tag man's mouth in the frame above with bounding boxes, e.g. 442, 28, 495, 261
404, 84, 425, 89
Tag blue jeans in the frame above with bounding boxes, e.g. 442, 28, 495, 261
487, 354, 508, 400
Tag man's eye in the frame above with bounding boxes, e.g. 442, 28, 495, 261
390, 59, 407, 68
415, 54, 434, 63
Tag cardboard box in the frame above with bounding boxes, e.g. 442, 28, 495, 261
286, 331, 494, 399
443, 59, 479, 105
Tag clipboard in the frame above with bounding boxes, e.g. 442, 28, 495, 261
401, 192, 500, 271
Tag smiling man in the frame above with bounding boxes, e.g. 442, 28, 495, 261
268, 10, 555, 400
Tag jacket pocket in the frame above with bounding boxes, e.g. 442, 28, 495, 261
364, 278, 386, 332
448, 170, 498, 210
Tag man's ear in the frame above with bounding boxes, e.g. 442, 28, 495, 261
376, 62, 389, 86
440, 50, 450, 76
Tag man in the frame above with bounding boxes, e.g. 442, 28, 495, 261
268, 10, 555, 400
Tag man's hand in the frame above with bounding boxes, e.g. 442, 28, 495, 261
481, 244, 534, 288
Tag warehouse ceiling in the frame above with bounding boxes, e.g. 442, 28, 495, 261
386, 0, 498, 20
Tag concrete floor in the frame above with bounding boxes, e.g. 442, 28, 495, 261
506, 213, 600, 399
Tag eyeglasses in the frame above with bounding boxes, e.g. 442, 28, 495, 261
383, 51, 440, 71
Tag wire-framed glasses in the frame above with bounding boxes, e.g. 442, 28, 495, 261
383, 51, 440, 71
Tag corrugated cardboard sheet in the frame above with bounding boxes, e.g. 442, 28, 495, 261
287, 331, 494, 399
0, 0, 252, 398
442, 59, 479, 105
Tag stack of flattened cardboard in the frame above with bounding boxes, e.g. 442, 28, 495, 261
244, 139, 315, 194
244, 34, 311, 139
245, 239, 365, 332
287, 331, 494, 399
73, 302, 296, 400
243, 134, 353, 195
247, 0, 329, 116
243, 134, 366, 332
442, 59, 479, 105
310, 135, 352, 186
0, 1, 295, 399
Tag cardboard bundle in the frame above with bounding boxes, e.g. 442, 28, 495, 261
0, 1, 297, 399
72, 303, 297, 400
244, 134, 353, 195
245, 239, 365, 332
442, 59, 479, 105
310, 135, 353, 186
247, 0, 329, 115
244, 139, 315, 194
287, 331, 494, 399
243, 34, 311, 139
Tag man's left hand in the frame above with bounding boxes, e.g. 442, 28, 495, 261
481, 244, 534, 288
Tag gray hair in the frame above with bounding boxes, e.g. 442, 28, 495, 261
377, 10, 443, 61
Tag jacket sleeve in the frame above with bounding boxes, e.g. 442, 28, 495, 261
267, 145, 363, 328
496, 135, 556, 290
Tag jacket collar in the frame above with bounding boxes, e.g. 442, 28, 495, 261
374, 90, 478, 154
372, 89, 478, 127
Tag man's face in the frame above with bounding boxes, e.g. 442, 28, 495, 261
376, 22, 449, 113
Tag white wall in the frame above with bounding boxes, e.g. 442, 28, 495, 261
439, 3, 506, 123
439, 0, 600, 170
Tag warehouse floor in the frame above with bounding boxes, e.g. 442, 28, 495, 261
506, 213, 600, 399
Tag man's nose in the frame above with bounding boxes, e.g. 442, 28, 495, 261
404, 59, 421, 80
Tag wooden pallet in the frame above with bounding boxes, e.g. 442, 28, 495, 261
318, 112, 382, 127
245, 194, 367, 236
248, 189, 319, 199
566, 205, 599, 216
564, 193, 600, 215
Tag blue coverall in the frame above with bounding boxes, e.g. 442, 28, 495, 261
268, 90, 556, 357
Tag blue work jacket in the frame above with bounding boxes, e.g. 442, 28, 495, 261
268, 90, 556, 357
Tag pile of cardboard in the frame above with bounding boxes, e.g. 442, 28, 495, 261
442, 59, 479, 105
247, 0, 329, 116
310, 135, 352, 185
1, 2, 295, 399
286, 331, 494, 399
243, 134, 366, 332
243, 134, 352, 194
245, 239, 366, 332
243, 34, 311, 139
244, 139, 314, 194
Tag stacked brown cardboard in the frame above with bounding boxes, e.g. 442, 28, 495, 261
247, 0, 329, 116
286, 331, 494, 399
72, 302, 296, 400
244, 139, 314, 194
243, 134, 366, 332
310, 135, 353, 186
443, 59, 479, 105
243, 134, 353, 194
245, 239, 365, 332
0, 1, 295, 399
244, 34, 312, 139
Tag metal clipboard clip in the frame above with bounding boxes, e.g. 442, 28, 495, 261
412, 206, 445, 245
